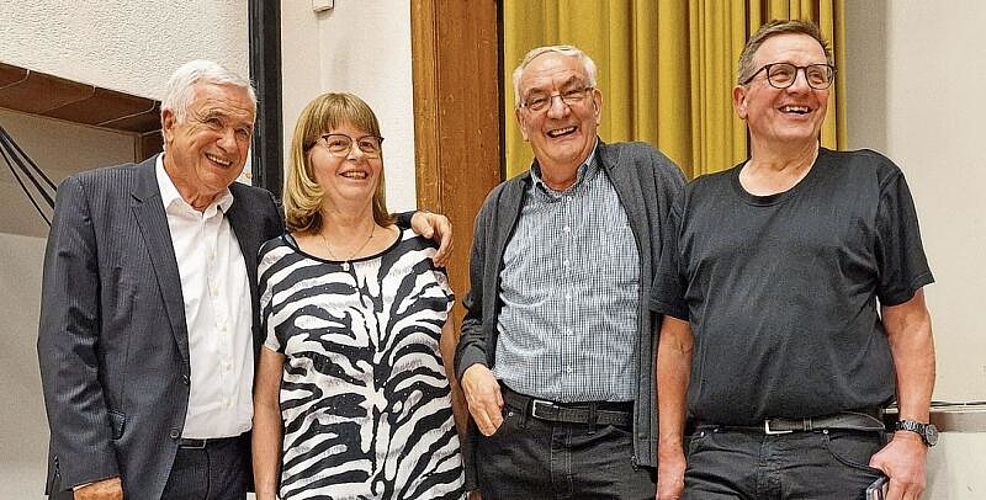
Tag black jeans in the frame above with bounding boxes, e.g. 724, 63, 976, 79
683, 426, 887, 500
475, 402, 655, 499
161, 434, 250, 500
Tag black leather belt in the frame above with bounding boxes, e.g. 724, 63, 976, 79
501, 386, 632, 427
701, 409, 886, 435
177, 435, 241, 449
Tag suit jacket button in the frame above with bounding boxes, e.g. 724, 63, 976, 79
182, 375, 190, 386
170, 429, 180, 440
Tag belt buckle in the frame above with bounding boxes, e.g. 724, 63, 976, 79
181, 438, 208, 449
764, 419, 793, 435
530, 399, 555, 419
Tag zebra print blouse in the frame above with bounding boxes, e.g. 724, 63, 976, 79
259, 228, 465, 499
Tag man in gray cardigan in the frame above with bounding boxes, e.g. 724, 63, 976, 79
455, 44, 684, 499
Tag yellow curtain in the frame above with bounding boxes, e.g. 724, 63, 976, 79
503, 0, 847, 179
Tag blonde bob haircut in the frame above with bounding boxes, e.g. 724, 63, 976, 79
283, 92, 395, 234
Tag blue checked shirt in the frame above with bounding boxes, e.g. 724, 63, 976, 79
493, 146, 640, 402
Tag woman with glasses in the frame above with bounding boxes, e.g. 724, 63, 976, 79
252, 92, 467, 500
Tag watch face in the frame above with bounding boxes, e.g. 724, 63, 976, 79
925, 424, 939, 446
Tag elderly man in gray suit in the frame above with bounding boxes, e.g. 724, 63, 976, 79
38, 60, 450, 500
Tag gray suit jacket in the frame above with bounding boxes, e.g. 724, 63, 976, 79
37, 156, 283, 498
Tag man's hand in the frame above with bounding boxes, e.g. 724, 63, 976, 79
869, 431, 928, 500
461, 364, 503, 436
410, 211, 453, 267
656, 444, 687, 499
74, 477, 123, 500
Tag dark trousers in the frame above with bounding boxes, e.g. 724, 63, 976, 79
475, 402, 655, 499
683, 426, 887, 500
161, 434, 250, 500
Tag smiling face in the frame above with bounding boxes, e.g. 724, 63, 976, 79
308, 122, 383, 211
515, 52, 602, 173
161, 82, 255, 208
733, 33, 830, 153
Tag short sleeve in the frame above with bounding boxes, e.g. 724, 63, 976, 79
258, 239, 284, 353
874, 170, 934, 305
649, 202, 690, 320
394, 210, 415, 229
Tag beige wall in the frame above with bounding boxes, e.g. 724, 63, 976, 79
0, 108, 137, 238
846, 1, 986, 403
280, 0, 418, 212
0, 234, 47, 499
846, 2, 986, 497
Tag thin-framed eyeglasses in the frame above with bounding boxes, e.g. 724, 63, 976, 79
742, 63, 835, 90
520, 86, 594, 113
316, 133, 384, 158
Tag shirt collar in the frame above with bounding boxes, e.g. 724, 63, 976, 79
529, 138, 600, 197
156, 153, 234, 216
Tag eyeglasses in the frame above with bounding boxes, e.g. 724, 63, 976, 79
519, 86, 594, 113
316, 133, 384, 158
742, 63, 835, 90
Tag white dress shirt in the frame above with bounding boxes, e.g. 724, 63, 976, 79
156, 155, 253, 438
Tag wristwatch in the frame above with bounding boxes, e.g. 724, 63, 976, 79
894, 419, 939, 447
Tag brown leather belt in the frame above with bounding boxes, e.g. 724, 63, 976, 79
501, 386, 633, 427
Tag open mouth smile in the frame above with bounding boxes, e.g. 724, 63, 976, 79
780, 105, 811, 115
547, 126, 577, 138
340, 170, 370, 180
205, 153, 233, 167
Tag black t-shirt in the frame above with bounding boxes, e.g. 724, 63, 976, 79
650, 148, 934, 425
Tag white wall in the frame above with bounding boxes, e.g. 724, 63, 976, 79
280, 0, 418, 212
846, 1, 986, 403
0, 0, 249, 99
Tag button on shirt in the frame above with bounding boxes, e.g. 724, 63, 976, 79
493, 145, 641, 402
156, 156, 253, 438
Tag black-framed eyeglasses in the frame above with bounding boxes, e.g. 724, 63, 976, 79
316, 133, 384, 158
742, 63, 835, 90
520, 86, 594, 113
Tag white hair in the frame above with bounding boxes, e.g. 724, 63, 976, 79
511, 45, 598, 107
161, 60, 257, 124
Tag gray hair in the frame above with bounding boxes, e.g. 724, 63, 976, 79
161, 60, 257, 124
511, 45, 598, 107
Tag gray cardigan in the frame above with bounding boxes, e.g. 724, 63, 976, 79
456, 140, 685, 469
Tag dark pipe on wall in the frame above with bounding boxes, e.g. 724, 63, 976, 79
248, 0, 283, 199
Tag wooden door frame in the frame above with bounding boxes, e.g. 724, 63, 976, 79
410, 0, 504, 328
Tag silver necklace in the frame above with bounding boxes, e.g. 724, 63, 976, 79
320, 224, 375, 271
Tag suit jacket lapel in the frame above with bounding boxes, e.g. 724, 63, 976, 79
131, 157, 191, 364
225, 184, 264, 353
